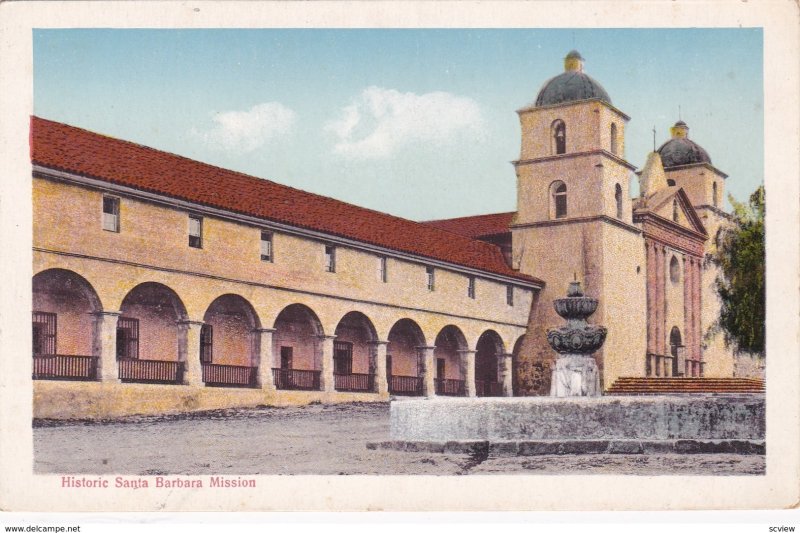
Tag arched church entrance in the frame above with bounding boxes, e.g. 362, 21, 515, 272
670, 326, 683, 377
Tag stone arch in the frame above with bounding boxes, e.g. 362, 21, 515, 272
475, 330, 505, 397
334, 311, 379, 380
32, 269, 103, 358
118, 282, 189, 362
433, 325, 468, 395
511, 334, 530, 396
387, 318, 426, 395
550, 180, 567, 219
201, 294, 261, 368
551, 119, 566, 155
272, 304, 325, 387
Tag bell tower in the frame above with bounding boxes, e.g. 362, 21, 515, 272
510, 51, 647, 394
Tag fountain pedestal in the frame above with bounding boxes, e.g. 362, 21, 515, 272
546, 281, 606, 397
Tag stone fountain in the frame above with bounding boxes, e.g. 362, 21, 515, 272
547, 280, 606, 397
379, 278, 764, 457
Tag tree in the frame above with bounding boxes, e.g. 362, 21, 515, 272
711, 185, 765, 354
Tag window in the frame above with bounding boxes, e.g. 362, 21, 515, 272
116, 317, 139, 359
324, 245, 336, 272
615, 183, 623, 219
378, 256, 388, 283
102, 196, 120, 232
333, 341, 353, 375
32, 311, 56, 356
200, 324, 213, 364
672, 200, 679, 222
468, 276, 476, 299
280, 347, 293, 369
506, 285, 514, 306
669, 256, 681, 283
667, 179, 676, 187
189, 215, 203, 248
551, 181, 568, 219
552, 120, 566, 154
713, 182, 718, 207
260, 231, 273, 262
426, 267, 435, 291
610, 123, 618, 155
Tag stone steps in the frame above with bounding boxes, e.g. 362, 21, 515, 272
607, 377, 765, 395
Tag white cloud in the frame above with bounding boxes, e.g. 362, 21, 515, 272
193, 102, 295, 153
325, 86, 485, 160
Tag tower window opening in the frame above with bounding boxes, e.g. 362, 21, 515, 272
672, 199, 679, 222
552, 120, 566, 155
614, 183, 623, 219
551, 181, 568, 219
713, 182, 718, 207
610, 123, 618, 155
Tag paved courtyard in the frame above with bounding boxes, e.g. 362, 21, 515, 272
34, 402, 765, 476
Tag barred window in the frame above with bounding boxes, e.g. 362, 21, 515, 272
116, 317, 140, 359
333, 341, 353, 375
506, 285, 514, 306
260, 231, 273, 262
468, 276, 476, 299
378, 256, 388, 283
200, 324, 213, 364
324, 245, 336, 273
32, 311, 57, 356
426, 267, 435, 291
189, 215, 203, 248
103, 196, 120, 232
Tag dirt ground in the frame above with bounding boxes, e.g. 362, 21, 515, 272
33, 402, 765, 476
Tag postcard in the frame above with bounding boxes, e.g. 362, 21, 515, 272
0, 0, 798, 513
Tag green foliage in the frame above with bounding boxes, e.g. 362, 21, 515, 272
711, 186, 765, 354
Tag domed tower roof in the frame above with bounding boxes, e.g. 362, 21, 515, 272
656, 121, 712, 168
534, 50, 612, 107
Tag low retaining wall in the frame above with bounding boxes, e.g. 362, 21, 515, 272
390, 396, 765, 442
34, 380, 388, 419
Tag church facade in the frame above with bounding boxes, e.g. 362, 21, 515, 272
30, 51, 742, 418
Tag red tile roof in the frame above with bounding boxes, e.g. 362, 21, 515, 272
423, 211, 514, 239
30, 117, 541, 286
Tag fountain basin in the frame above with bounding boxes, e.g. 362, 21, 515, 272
389, 395, 765, 442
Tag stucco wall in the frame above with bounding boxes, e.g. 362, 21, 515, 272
32, 177, 531, 354
518, 100, 627, 160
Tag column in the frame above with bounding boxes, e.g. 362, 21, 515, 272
370, 340, 389, 395
92, 311, 120, 382
692, 259, 703, 376
499, 352, 514, 396
645, 242, 656, 357
317, 335, 336, 392
178, 319, 205, 386
458, 349, 476, 397
254, 328, 277, 391
683, 257, 692, 377
417, 345, 436, 397
655, 244, 665, 356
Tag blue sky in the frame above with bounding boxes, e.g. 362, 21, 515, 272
33, 29, 763, 220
